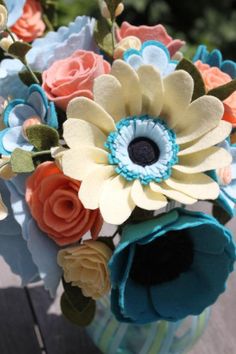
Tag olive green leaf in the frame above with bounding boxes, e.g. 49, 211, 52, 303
11, 149, 35, 173
208, 79, 236, 101
104, 0, 122, 20
94, 18, 114, 58
19, 70, 42, 87
26, 125, 59, 151
212, 204, 232, 225
8, 42, 32, 60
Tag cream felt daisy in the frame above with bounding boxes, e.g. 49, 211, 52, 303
62, 60, 232, 225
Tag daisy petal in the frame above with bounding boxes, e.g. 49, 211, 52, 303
165, 171, 220, 200
63, 119, 107, 149
131, 180, 167, 210
178, 120, 232, 156
79, 165, 116, 209
111, 60, 142, 116
137, 65, 164, 116
62, 146, 108, 181
67, 97, 116, 134
99, 175, 135, 225
93, 75, 126, 122
162, 70, 194, 128
176, 96, 224, 144
174, 146, 232, 174
150, 181, 197, 204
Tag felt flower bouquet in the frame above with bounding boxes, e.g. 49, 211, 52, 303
0, 0, 236, 335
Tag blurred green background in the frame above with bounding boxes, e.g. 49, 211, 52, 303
56, 0, 236, 60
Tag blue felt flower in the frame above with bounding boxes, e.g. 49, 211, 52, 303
2, 175, 62, 296
124, 41, 177, 76
193, 45, 236, 79
0, 84, 58, 155
109, 208, 236, 324
5, 0, 26, 27
211, 140, 236, 217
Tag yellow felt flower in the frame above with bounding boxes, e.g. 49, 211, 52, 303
62, 60, 232, 225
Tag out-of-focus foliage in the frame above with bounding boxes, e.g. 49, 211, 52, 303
57, 0, 236, 60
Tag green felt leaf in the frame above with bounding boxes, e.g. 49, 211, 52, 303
19, 70, 42, 87
94, 18, 114, 58
26, 125, 59, 151
104, 0, 122, 20
98, 236, 115, 251
62, 279, 92, 312
208, 79, 236, 101
11, 149, 35, 173
212, 204, 231, 225
8, 41, 32, 60
61, 292, 96, 327
176, 58, 206, 101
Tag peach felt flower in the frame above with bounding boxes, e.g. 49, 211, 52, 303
42, 50, 111, 111
25, 162, 103, 246
195, 60, 236, 126
117, 22, 185, 57
10, 0, 45, 42
58, 240, 112, 300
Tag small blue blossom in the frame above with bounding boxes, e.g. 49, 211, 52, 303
5, 0, 26, 27
0, 84, 58, 155
109, 208, 236, 324
124, 41, 177, 76
193, 45, 236, 79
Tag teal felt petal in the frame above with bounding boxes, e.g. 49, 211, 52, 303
0, 129, 11, 155
110, 289, 133, 323
45, 102, 59, 129
27, 219, 62, 297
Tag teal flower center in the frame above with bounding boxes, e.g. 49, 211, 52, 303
105, 115, 179, 185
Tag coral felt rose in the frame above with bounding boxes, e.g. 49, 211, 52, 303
25, 162, 103, 246
117, 22, 185, 57
10, 0, 45, 42
58, 240, 112, 300
42, 50, 111, 111
195, 60, 236, 125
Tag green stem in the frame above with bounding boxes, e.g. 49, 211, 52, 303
111, 20, 116, 55
5, 28, 16, 43
32, 150, 51, 158
43, 14, 54, 32
21, 59, 40, 84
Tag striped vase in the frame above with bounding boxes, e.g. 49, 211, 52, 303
87, 296, 210, 354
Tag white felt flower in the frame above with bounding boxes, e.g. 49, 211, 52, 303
62, 60, 232, 225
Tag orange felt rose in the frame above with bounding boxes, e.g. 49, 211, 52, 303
195, 60, 236, 125
42, 50, 111, 111
10, 0, 45, 42
25, 162, 103, 246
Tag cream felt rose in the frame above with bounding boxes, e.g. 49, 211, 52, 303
58, 240, 112, 300
10, 0, 45, 42
61, 60, 232, 225
0, 5, 8, 32
25, 162, 103, 246
42, 50, 111, 111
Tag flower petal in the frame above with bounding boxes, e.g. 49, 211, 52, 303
63, 118, 107, 149
137, 65, 164, 116
27, 86, 47, 119
79, 165, 116, 209
174, 146, 232, 174
131, 179, 167, 210
2, 126, 33, 153
111, 60, 142, 116
178, 120, 232, 156
93, 74, 126, 122
67, 97, 116, 134
176, 96, 224, 144
62, 146, 108, 181
6, 103, 36, 127
99, 175, 135, 225
150, 181, 197, 204
165, 170, 220, 200
162, 70, 194, 128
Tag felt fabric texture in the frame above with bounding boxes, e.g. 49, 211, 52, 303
123, 41, 177, 76
109, 208, 236, 324
193, 45, 236, 79
0, 84, 58, 155
5, 175, 62, 296
5, 0, 26, 27
62, 61, 231, 225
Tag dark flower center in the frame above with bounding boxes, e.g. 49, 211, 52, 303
130, 229, 194, 286
128, 137, 160, 167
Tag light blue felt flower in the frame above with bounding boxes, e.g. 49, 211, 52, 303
210, 140, 236, 217
193, 45, 236, 79
5, 0, 26, 27
0, 84, 58, 155
27, 16, 97, 72
109, 208, 236, 324
4, 175, 62, 296
124, 41, 177, 76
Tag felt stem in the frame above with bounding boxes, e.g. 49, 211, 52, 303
111, 20, 116, 54
5, 28, 16, 43
43, 14, 54, 32
21, 58, 40, 85
32, 150, 51, 157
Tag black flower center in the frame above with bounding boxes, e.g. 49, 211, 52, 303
130, 229, 194, 286
128, 137, 160, 167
